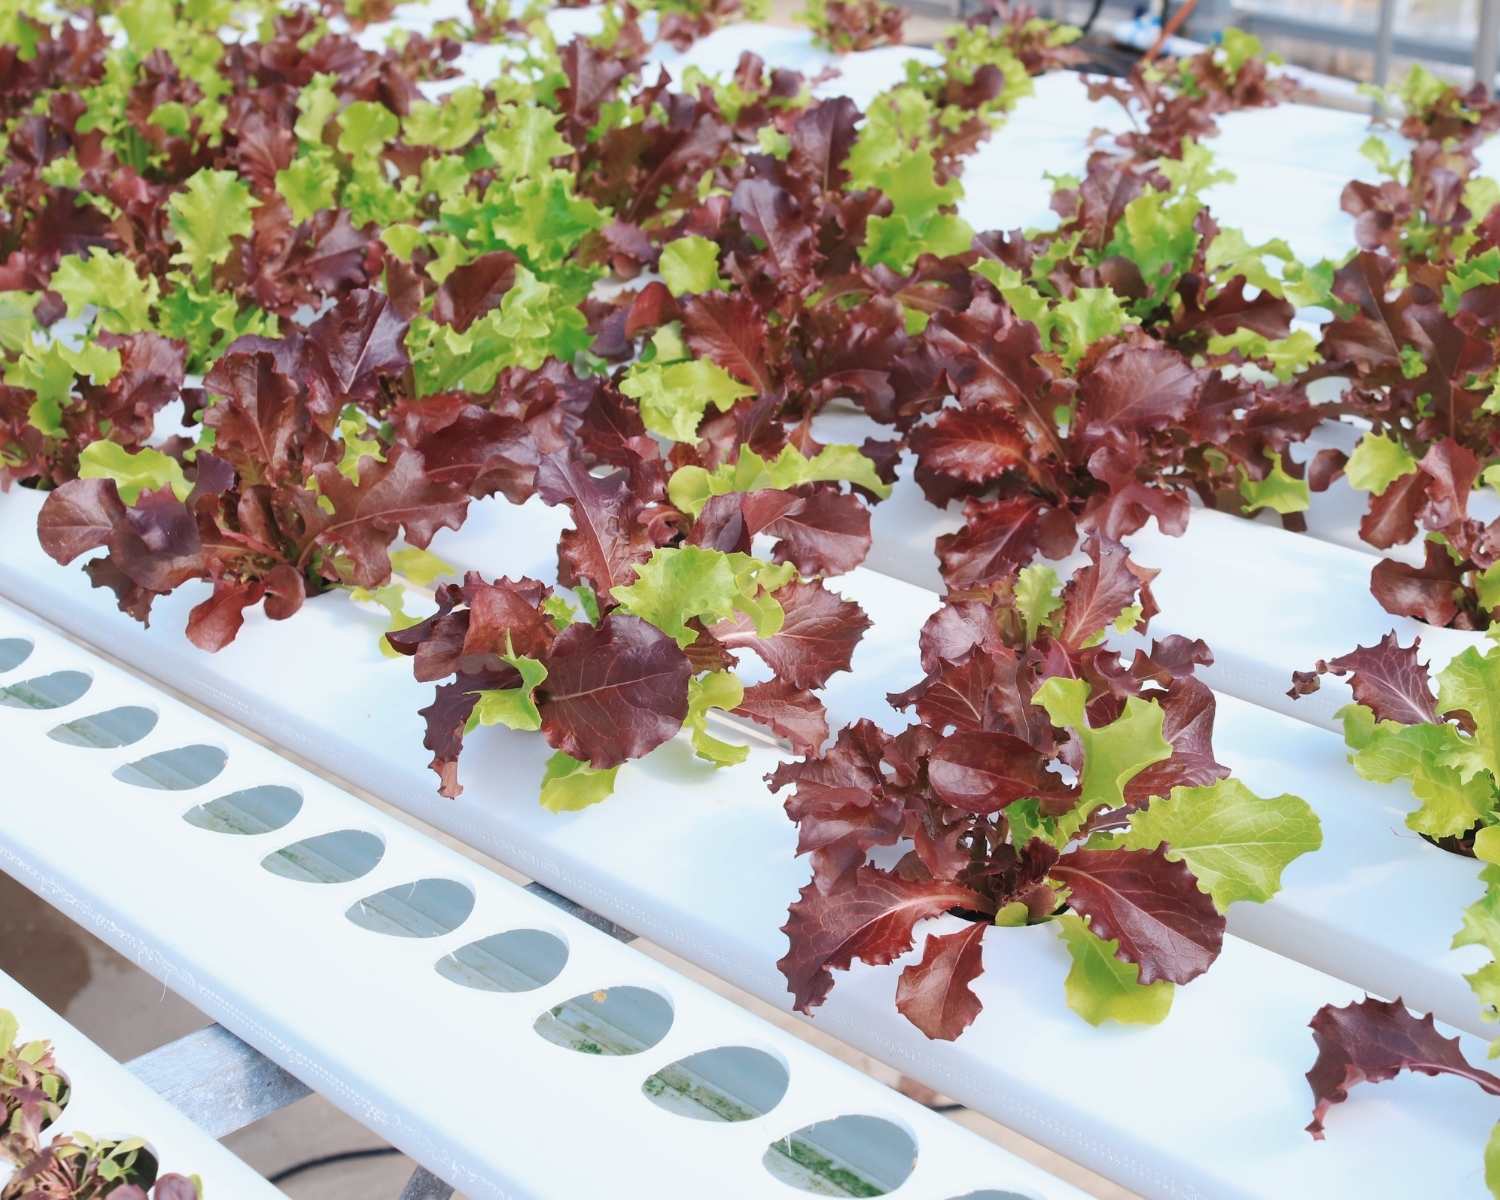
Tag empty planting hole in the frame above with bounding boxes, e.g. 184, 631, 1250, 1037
48, 706, 157, 749
642, 1047, 788, 1122
0, 638, 33, 672
534, 986, 673, 1056
261, 830, 385, 883
436, 929, 567, 992
763, 1115, 917, 1198
113, 745, 226, 790
945, 1192, 1039, 1200
0, 670, 90, 710
346, 878, 475, 938
184, 786, 302, 835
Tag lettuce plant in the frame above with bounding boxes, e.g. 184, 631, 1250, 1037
1293, 635, 1500, 1024
1309, 69, 1500, 628
1, 1008, 203, 1200
387, 422, 877, 805
884, 48, 1331, 594
774, 537, 1319, 1038
798, 0, 904, 55
35, 288, 466, 650
1085, 29, 1296, 163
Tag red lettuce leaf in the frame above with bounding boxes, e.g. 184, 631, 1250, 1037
779, 865, 986, 1012
895, 922, 988, 1041
1306, 995, 1500, 1138
1049, 845, 1225, 985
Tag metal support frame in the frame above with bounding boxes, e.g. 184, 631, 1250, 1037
524, 880, 637, 943
400, 1167, 456, 1200
1479, 0, 1500, 93
125, 1025, 310, 1138
1043, 0, 1486, 82
1232, 5, 1479, 74
1372, 0, 1396, 87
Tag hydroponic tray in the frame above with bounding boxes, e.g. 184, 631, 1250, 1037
2, 489, 1497, 1200
6, 6, 1500, 1198
0, 600, 1084, 1200
0, 970, 277, 1197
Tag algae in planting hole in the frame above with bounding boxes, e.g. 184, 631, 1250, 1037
641, 1066, 759, 1122
766, 1138, 884, 1198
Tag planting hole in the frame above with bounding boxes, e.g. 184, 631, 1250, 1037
945, 1192, 1039, 1200
48, 706, 157, 749
436, 929, 568, 992
534, 986, 673, 1056
763, 1115, 916, 1197
346, 878, 474, 938
261, 830, 384, 883
642, 1047, 788, 1122
0, 638, 33, 672
113, 745, 226, 790
184, 786, 302, 835
106, 1142, 158, 1191
0, 671, 91, 710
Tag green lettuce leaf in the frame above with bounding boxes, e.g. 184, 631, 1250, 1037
77, 442, 191, 504
168, 168, 256, 275
539, 750, 619, 812
1345, 431, 1419, 495
50, 252, 158, 333
1033, 677, 1172, 838
610, 546, 793, 648
1055, 912, 1175, 1026
620, 334, 756, 443
659, 236, 727, 297
1239, 451, 1310, 515
684, 669, 749, 765
1111, 779, 1321, 910
667, 443, 890, 516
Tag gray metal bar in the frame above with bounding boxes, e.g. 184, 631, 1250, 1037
1235, 7, 1477, 70
125, 1024, 311, 1138
1373, 0, 1397, 87
523, 880, 637, 943
399, 1167, 454, 1200
1479, 0, 1500, 93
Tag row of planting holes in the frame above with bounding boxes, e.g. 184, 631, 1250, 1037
0, 637, 1038, 1200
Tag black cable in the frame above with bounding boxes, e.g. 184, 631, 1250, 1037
268, 1146, 403, 1186
1079, 0, 1107, 35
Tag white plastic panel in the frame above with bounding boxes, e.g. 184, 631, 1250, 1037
0, 971, 278, 1197
2, 497, 1498, 1199
0, 599, 1083, 1200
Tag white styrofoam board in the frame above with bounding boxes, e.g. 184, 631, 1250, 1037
3, 490, 1499, 1199
0, 971, 278, 1197
0, 598, 1084, 1200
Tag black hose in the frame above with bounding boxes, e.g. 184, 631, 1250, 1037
268, 1146, 403, 1186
